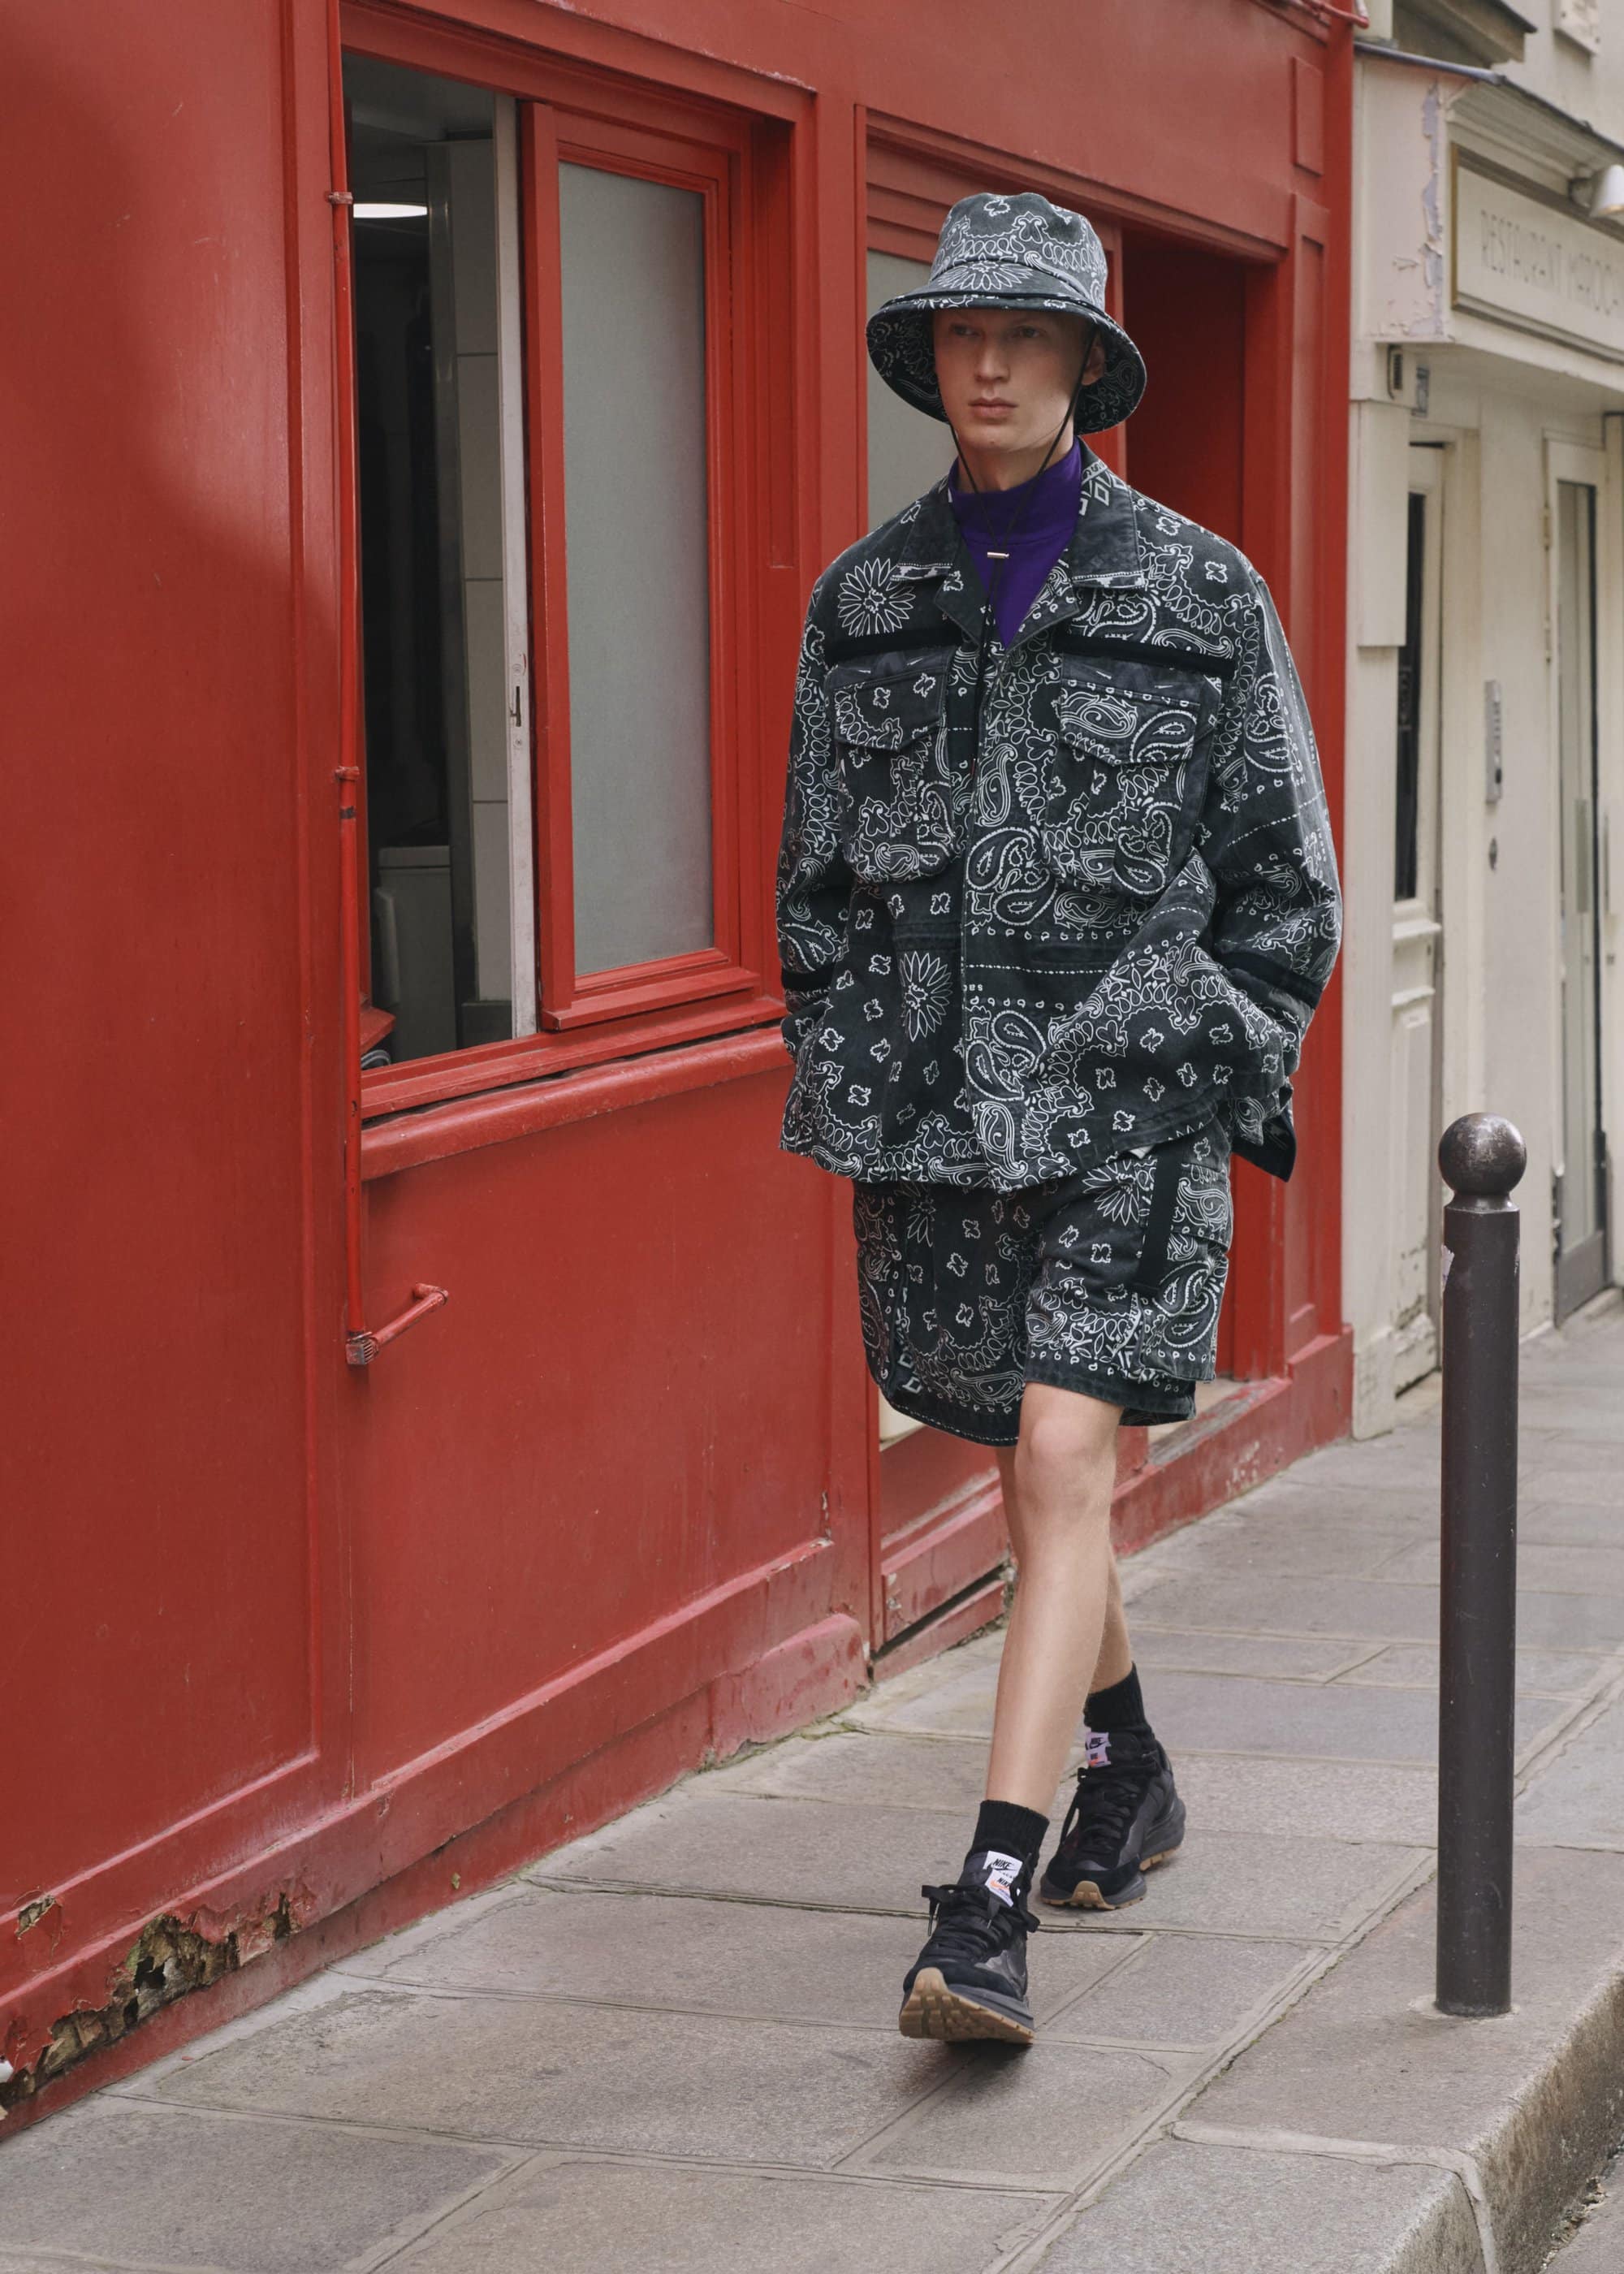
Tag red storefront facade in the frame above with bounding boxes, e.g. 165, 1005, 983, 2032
6, 0, 1353, 2117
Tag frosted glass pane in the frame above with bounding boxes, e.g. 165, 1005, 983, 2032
560, 164, 713, 976
867, 251, 952, 530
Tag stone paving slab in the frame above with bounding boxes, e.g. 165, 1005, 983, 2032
528, 1787, 1426, 1943
1125, 1571, 1449, 1641
1182, 1844, 1624, 2274
345, 1882, 1132, 2031
140, 1980, 957, 2167
1518, 1502, 1624, 1547
1519, 1470, 1624, 1512
1377, 1540, 1624, 1596
11, 1299, 1620, 2274
1133, 1667, 1563, 1762
1334, 1642, 1605, 1697
1516, 1687, 1624, 1851
1522, 1407, 1624, 1441
0, 2258, 135, 2273
1034, 1831, 1426, 1942
1033, 2135, 1481, 2273
1126, 1570, 1624, 1649
1041, 1933, 1318, 2048
1281, 1432, 1445, 1492
1171, 1753, 1439, 1845
845, 2039, 1195, 2190
383, 2156, 1054, 2274
705, 1727, 1069, 1814
525, 1790, 978, 1912
860, 1620, 1386, 1697
1129, 1627, 1375, 1679
847, 1657, 1008, 1737
0, 2095, 516, 2272
1521, 1438, 1624, 1485
1148, 1514, 1436, 1582
1229, 1478, 1448, 1526
0, 2261, 126, 2272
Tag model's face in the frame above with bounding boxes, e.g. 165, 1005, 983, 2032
931, 307, 1102, 458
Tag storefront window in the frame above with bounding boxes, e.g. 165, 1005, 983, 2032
343, 47, 768, 1083
348, 58, 533, 1061
560, 164, 714, 975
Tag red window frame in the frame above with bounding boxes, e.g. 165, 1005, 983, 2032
343, 6, 786, 1121
525, 105, 756, 1032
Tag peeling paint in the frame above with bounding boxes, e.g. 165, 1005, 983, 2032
0, 1894, 300, 2116
16, 1896, 57, 1937
1419, 82, 1445, 333
1366, 60, 1457, 344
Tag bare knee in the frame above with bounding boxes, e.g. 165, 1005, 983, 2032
1014, 1394, 1118, 1526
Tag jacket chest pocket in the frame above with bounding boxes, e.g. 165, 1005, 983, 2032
1034, 660, 1216, 902
828, 654, 957, 883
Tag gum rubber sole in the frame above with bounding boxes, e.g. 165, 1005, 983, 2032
898, 1966, 1035, 2045
1039, 1836, 1182, 1913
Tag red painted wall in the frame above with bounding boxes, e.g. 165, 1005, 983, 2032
3, 0, 1351, 2116
6, 0, 348, 2073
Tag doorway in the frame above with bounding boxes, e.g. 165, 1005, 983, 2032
1550, 452, 1610, 1317
855, 218, 1257, 1652
1387, 445, 1446, 1388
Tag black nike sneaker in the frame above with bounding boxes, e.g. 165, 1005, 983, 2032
898, 1848, 1038, 2045
1039, 1728, 1186, 1910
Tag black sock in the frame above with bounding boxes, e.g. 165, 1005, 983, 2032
1085, 1663, 1150, 1736
970, 1798, 1048, 1873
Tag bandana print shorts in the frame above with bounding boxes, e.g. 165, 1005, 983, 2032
852, 1121, 1233, 1446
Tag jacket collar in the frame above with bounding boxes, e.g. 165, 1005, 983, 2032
895, 442, 1146, 647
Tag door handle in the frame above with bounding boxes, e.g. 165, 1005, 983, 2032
346, 1283, 450, 1368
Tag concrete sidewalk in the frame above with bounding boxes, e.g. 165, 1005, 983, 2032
6, 1300, 1624, 2273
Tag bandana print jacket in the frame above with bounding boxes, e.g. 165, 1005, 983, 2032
774, 447, 1341, 1191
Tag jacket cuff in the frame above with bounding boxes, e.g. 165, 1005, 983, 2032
1231, 1118, 1297, 1182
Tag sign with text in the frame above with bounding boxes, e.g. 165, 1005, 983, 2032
1454, 159, 1624, 362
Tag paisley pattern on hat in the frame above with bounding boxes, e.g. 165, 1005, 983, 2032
866, 190, 1146, 431
775, 443, 1342, 1195
932, 197, 1108, 297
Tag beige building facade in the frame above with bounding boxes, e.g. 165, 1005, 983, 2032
1347, 0, 1624, 1433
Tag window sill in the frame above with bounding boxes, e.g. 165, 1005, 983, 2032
361, 988, 780, 1122
360, 1008, 788, 1182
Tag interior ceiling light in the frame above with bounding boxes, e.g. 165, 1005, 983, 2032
353, 201, 428, 220
1569, 163, 1624, 218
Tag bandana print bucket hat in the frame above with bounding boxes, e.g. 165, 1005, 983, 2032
866, 189, 1147, 434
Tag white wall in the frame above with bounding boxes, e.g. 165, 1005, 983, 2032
1346, 44, 1624, 1430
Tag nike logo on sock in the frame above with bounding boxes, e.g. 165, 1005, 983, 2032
977, 1849, 1026, 1906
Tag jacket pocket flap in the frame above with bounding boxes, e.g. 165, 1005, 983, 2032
829, 659, 949, 749
1041, 671, 1207, 766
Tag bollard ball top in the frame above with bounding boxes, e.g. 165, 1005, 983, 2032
1439, 1113, 1527, 1196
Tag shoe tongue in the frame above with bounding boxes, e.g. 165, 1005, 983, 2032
964, 1847, 1027, 1908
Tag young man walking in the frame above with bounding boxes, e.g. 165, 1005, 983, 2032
775, 192, 1341, 2045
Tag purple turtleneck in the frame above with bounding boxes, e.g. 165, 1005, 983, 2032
948, 439, 1082, 650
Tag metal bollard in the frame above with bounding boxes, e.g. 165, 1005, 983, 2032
1435, 1112, 1526, 2017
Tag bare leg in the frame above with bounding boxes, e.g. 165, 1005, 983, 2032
1091, 1549, 1133, 1695
983, 1381, 1123, 1814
